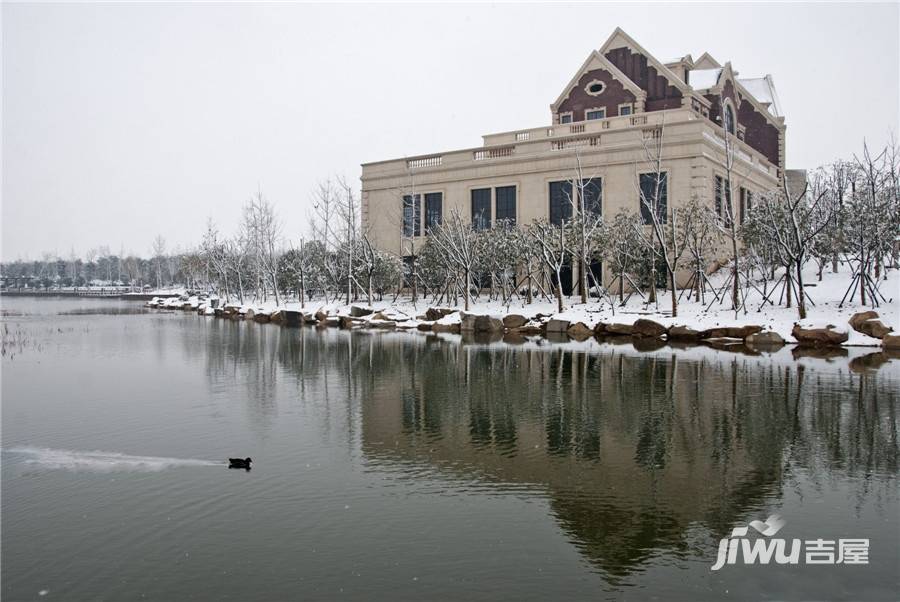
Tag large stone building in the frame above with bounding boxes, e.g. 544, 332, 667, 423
360, 28, 785, 292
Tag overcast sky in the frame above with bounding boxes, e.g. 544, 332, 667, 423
3, 2, 898, 260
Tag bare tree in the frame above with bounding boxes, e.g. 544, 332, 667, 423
427, 209, 479, 311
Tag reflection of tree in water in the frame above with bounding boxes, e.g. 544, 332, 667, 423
177, 319, 899, 578
351, 337, 900, 578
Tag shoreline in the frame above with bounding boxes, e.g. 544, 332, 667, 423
146, 291, 899, 356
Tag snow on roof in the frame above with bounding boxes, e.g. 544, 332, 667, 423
690, 68, 722, 90
738, 75, 782, 117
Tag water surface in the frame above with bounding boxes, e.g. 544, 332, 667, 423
2, 296, 898, 601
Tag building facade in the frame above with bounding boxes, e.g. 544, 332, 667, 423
360, 28, 786, 290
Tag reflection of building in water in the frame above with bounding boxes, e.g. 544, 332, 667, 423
358, 335, 899, 577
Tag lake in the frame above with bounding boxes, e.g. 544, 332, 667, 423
2, 296, 898, 601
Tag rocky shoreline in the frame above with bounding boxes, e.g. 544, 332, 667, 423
147, 296, 899, 356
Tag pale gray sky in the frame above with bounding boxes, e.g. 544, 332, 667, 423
3, 2, 898, 260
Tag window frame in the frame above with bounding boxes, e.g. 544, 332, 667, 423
618, 103, 633, 116
549, 180, 574, 226
424, 191, 443, 234
494, 185, 517, 225
401, 193, 422, 238
558, 112, 574, 124
585, 108, 606, 121
470, 187, 492, 231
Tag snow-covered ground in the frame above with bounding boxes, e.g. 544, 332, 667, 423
154, 265, 898, 347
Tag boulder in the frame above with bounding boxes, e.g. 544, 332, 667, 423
605, 323, 634, 336
856, 319, 893, 340
567, 322, 593, 340
425, 307, 456, 322
269, 310, 284, 324
545, 319, 570, 334
593, 323, 608, 335
502, 314, 528, 329
314, 309, 328, 323
339, 316, 361, 329
791, 324, 849, 347
510, 324, 543, 336
667, 325, 702, 341
245, 308, 256, 319
459, 312, 476, 332
432, 322, 461, 334
882, 334, 900, 350
700, 325, 763, 339
253, 313, 270, 324
371, 320, 397, 330
632, 318, 667, 338
745, 331, 785, 347
849, 311, 879, 330
350, 305, 374, 318
474, 315, 503, 332
417, 322, 434, 331
282, 310, 303, 327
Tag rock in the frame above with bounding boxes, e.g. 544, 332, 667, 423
849, 311, 879, 330
282, 310, 303, 327
745, 331, 785, 347
459, 312, 477, 332
791, 324, 849, 347
882, 334, 900, 350
667, 325, 702, 341
432, 322, 461, 334
567, 322, 593, 340
339, 316, 361, 329
857, 319, 893, 340
502, 332, 527, 345
545, 319, 570, 334
425, 307, 456, 321
474, 315, 503, 333
371, 320, 396, 329
314, 309, 328, 322
417, 322, 434, 331
510, 324, 543, 336
700, 325, 763, 339
269, 310, 284, 324
632, 318, 666, 338
245, 308, 256, 319
605, 323, 634, 336
703, 337, 758, 355
253, 313, 270, 324
350, 305, 374, 317
593, 323, 608, 335
502, 314, 528, 329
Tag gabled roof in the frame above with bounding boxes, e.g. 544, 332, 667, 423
598, 27, 691, 94
693, 52, 722, 70
550, 49, 645, 112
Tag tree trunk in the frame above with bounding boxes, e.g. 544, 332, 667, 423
464, 268, 471, 311
795, 261, 806, 320
670, 271, 678, 317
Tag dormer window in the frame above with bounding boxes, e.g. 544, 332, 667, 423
586, 108, 606, 120
618, 104, 633, 116
585, 79, 606, 96
559, 112, 573, 124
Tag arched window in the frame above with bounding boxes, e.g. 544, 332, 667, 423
724, 102, 736, 135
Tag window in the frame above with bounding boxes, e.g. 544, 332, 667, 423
619, 104, 632, 116
585, 80, 606, 96
471, 188, 491, 231
559, 113, 573, 124
549, 181, 573, 225
581, 178, 602, 215
586, 108, 606, 121
724, 102, 736, 135
402, 194, 421, 237
495, 186, 516, 224
715, 175, 733, 227
424, 192, 442, 233
639, 172, 668, 224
